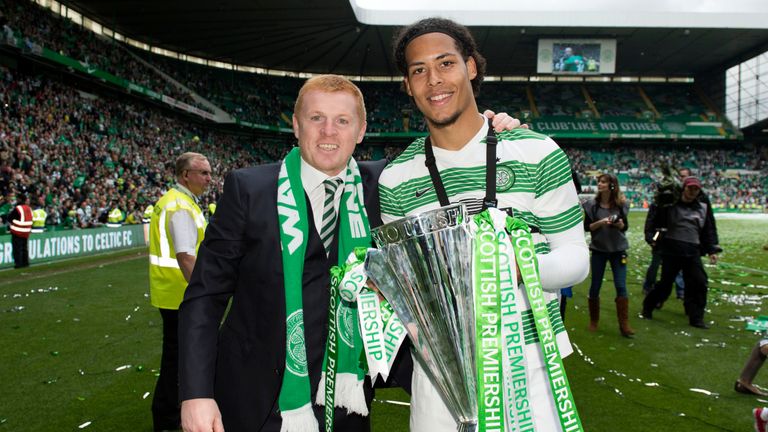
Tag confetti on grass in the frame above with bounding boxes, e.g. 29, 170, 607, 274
689, 388, 718, 397
373, 399, 410, 407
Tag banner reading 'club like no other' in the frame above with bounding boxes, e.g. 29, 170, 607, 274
0, 224, 148, 269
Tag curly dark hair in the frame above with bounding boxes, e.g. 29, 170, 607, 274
392, 17, 486, 96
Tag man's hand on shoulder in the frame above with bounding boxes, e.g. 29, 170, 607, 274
182, 398, 224, 432
483, 110, 529, 132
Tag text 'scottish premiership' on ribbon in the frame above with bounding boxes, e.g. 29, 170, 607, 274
473, 209, 583, 432
323, 248, 407, 432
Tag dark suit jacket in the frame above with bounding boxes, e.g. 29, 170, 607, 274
179, 159, 389, 431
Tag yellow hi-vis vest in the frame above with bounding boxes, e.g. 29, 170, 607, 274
143, 205, 154, 223
148, 188, 206, 309
106, 208, 123, 228
31, 208, 47, 233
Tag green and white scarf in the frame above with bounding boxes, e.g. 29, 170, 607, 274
277, 148, 371, 431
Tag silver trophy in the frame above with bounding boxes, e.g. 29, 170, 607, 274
366, 204, 478, 432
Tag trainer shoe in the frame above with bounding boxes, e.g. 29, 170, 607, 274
754, 407, 767, 432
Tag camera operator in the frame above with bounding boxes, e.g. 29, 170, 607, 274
641, 177, 721, 329
583, 174, 634, 337
643, 167, 719, 300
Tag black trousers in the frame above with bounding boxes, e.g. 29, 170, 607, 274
12, 235, 29, 268
152, 308, 180, 431
644, 253, 708, 323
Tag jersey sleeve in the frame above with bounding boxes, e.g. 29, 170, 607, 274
532, 143, 589, 290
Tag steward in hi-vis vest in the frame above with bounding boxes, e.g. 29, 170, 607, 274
149, 188, 206, 307
31, 208, 47, 233
106, 207, 124, 228
9, 195, 33, 269
147, 152, 211, 431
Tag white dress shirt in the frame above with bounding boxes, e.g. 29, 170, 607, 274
300, 157, 345, 234
169, 183, 200, 256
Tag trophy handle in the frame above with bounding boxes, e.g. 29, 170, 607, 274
365, 250, 411, 316
364, 249, 423, 349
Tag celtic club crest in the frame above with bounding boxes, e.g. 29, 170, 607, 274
496, 165, 516, 192
285, 310, 308, 376
337, 303, 356, 348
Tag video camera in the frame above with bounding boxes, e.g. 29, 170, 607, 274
653, 162, 681, 207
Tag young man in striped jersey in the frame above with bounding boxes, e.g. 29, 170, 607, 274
379, 18, 590, 431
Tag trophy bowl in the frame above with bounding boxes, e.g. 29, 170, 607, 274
366, 204, 477, 431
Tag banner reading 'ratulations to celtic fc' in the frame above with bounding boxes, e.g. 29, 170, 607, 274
0, 225, 147, 269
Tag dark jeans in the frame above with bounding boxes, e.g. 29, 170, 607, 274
643, 250, 684, 298
589, 250, 627, 298
12, 235, 29, 268
152, 308, 180, 431
644, 253, 708, 323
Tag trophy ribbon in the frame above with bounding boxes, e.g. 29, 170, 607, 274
472, 211, 506, 431
329, 248, 407, 391
478, 209, 534, 431
504, 216, 585, 432
473, 209, 584, 432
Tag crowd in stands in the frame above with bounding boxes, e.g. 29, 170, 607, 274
1, 60, 766, 237
132, 52, 298, 127
568, 146, 768, 209
2, 0, 210, 112
128, 40, 720, 132
0, 0, 765, 235
3, 0, 731, 135
134, 51, 431, 133
0, 67, 286, 230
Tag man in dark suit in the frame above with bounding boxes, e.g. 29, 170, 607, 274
178, 75, 390, 432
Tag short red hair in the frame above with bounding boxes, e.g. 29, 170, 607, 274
294, 75, 366, 123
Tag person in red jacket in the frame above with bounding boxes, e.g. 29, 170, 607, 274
9, 194, 32, 269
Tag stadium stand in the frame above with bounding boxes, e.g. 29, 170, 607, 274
122, 46, 739, 142
2, 0, 213, 114
0, 67, 294, 229
568, 146, 767, 210
0, 0, 765, 234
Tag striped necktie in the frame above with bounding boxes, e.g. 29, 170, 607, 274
319, 177, 342, 256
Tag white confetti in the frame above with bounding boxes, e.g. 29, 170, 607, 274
374, 399, 410, 407
78, 421, 92, 428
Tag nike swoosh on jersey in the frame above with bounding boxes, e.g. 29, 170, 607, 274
414, 186, 432, 198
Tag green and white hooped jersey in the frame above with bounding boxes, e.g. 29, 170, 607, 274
379, 122, 582, 368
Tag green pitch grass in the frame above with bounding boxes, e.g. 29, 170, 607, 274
1, 213, 767, 431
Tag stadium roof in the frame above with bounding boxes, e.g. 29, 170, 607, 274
58, 0, 768, 78
351, 0, 768, 28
